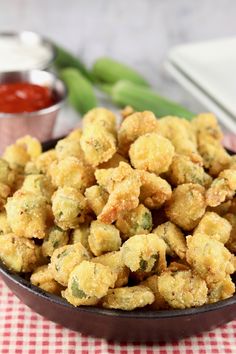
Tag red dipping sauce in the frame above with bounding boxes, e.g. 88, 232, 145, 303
0, 82, 55, 113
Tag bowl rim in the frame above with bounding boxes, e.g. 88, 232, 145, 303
0, 69, 67, 118
1, 258, 235, 319
0, 30, 57, 69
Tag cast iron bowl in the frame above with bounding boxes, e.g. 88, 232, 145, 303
0, 139, 235, 342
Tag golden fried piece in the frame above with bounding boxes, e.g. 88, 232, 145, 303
42, 226, 69, 258
80, 108, 117, 167
207, 275, 235, 304
0, 233, 41, 272
0, 158, 15, 187
0, 211, 11, 234
192, 113, 223, 141
65, 260, 117, 305
141, 275, 169, 310
224, 213, 236, 253
120, 105, 134, 120
138, 170, 172, 209
121, 234, 167, 273
83, 107, 116, 134
206, 169, 236, 207
67, 128, 83, 141
49, 157, 95, 193
49, 243, 90, 286
186, 233, 235, 285
167, 154, 212, 187
22, 174, 55, 203
96, 162, 141, 224
156, 116, 201, 163
35, 149, 57, 175
101, 285, 154, 310
16, 135, 42, 160
116, 204, 152, 240
0, 183, 11, 211
153, 221, 187, 259
30, 265, 63, 295
52, 187, 88, 230
88, 220, 121, 256
129, 133, 175, 175
6, 190, 50, 239
165, 183, 206, 231
98, 153, 128, 169
85, 185, 108, 216
158, 269, 208, 309
3, 143, 30, 171
194, 212, 231, 244
92, 251, 129, 288
198, 136, 231, 176
118, 111, 159, 155
55, 137, 84, 161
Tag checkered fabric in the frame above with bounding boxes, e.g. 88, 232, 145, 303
0, 134, 236, 354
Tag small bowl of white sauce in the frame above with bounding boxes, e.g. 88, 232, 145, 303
0, 31, 56, 72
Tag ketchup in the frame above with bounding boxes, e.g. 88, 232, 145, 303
0, 82, 55, 113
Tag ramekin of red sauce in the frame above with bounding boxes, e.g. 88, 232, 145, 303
0, 70, 67, 153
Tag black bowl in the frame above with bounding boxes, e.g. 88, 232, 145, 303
0, 140, 235, 342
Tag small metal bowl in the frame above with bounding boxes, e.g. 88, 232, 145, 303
0, 70, 67, 153
0, 31, 56, 72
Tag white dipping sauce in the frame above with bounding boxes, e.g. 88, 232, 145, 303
0, 36, 53, 72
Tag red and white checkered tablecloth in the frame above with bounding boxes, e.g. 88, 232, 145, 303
0, 134, 236, 354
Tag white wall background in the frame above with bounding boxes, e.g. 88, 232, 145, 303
1, 0, 236, 122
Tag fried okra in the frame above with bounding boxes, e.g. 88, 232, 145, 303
92, 251, 129, 288
129, 133, 175, 175
22, 174, 55, 202
98, 153, 128, 169
116, 204, 152, 240
0, 211, 11, 234
192, 113, 223, 141
206, 169, 236, 207
158, 269, 208, 309
55, 136, 84, 161
167, 154, 212, 187
224, 213, 236, 253
88, 220, 121, 256
30, 265, 63, 295
70, 223, 90, 250
101, 285, 154, 310
121, 234, 167, 273
6, 190, 50, 239
52, 187, 87, 230
85, 185, 108, 216
141, 275, 169, 310
138, 170, 172, 209
194, 212, 231, 244
165, 183, 206, 231
0, 183, 11, 210
186, 233, 235, 285
156, 116, 202, 163
198, 137, 231, 176
0, 158, 15, 187
80, 108, 117, 167
118, 111, 159, 155
153, 222, 186, 259
0, 233, 41, 272
64, 260, 117, 306
49, 243, 90, 286
207, 275, 235, 304
42, 226, 69, 258
96, 162, 141, 224
49, 157, 95, 193
3, 144, 30, 171
16, 135, 42, 160
35, 149, 57, 175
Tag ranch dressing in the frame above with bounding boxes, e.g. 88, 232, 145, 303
0, 35, 53, 72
